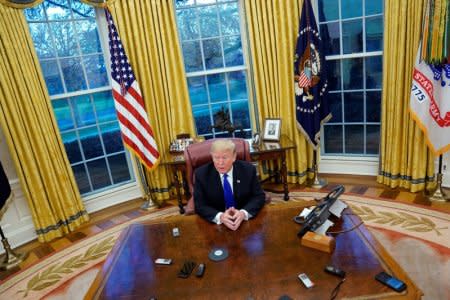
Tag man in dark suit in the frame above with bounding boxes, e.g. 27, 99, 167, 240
194, 139, 265, 230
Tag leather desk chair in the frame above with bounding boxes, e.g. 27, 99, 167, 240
183, 138, 269, 215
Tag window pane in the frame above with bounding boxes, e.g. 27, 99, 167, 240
76, 19, 102, 54
73, 95, 95, 127
188, 76, 208, 105
61, 57, 87, 92
327, 92, 342, 122
199, 6, 219, 38
45, 0, 71, 21
341, 0, 362, 19
93, 91, 117, 123
203, 38, 223, 69
62, 131, 82, 163
324, 125, 343, 153
193, 105, 212, 135
101, 123, 123, 154
342, 19, 363, 54
327, 60, 341, 91
366, 16, 383, 52
53, 98, 74, 130
197, 0, 216, 4
344, 92, 364, 122
182, 41, 203, 72
207, 73, 227, 102
366, 91, 381, 122
84, 55, 108, 88
175, 0, 195, 8
345, 125, 364, 153
109, 153, 131, 184
223, 36, 243, 66
87, 158, 111, 189
79, 127, 103, 159
228, 71, 247, 100
41, 60, 64, 95
320, 22, 340, 55
211, 103, 230, 134
318, 0, 339, 22
52, 22, 77, 57
231, 101, 250, 129
342, 58, 363, 90
177, 9, 199, 40
219, 3, 240, 35
366, 56, 382, 89
366, 125, 380, 154
72, 164, 91, 194
29, 23, 55, 59
366, 0, 383, 15
25, 5, 45, 21
71, 0, 95, 18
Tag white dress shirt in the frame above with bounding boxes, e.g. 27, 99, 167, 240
213, 167, 251, 224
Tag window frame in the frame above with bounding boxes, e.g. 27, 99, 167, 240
313, 0, 383, 175
25, 2, 141, 206
175, 0, 256, 139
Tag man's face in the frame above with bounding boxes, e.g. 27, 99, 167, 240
212, 149, 236, 174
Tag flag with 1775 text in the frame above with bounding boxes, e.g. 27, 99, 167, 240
410, 45, 450, 155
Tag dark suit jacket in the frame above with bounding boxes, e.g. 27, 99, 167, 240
193, 160, 265, 222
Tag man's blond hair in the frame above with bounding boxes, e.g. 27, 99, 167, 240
210, 139, 236, 154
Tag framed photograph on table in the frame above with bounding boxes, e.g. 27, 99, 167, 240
263, 118, 281, 141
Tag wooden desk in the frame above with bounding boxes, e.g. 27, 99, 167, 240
86, 202, 422, 299
163, 135, 296, 214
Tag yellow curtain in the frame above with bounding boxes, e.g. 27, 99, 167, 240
244, 0, 314, 184
377, 0, 435, 192
0, 3, 89, 242
107, 0, 196, 201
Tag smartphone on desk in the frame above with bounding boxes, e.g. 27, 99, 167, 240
375, 271, 406, 292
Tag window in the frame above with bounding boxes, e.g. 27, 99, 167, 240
175, 0, 252, 139
318, 0, 383, 155
25, 0, 134, 196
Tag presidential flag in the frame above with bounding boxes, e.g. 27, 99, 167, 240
410, 46, 450, 155
0, 161, 12, 220
294, 0, 331, 149
105, 8, 159, 170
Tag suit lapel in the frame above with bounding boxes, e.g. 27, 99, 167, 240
232, 162, 240, 201
212, 169, 223, 199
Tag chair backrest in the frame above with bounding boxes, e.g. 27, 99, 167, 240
184, 138, 250, 196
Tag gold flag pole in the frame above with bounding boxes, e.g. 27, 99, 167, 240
135, 158, 157, 211
0, 225, 28, 271
311, 148, 327, 189
429, 155, 449, 202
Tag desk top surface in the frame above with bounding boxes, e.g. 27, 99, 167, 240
86, 202, 421, 300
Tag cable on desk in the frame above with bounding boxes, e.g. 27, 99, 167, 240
330, 278, 346, 300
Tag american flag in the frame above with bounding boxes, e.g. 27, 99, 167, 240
105, 8, 159, 169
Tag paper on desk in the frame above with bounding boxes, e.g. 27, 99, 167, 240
329, 199, 347, 218
314, 219, 334, 235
